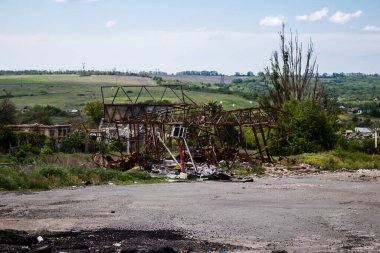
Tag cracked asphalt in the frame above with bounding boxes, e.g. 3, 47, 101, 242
0, 171, 379, 252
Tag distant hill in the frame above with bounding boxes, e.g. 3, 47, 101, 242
159, 75, 245, 84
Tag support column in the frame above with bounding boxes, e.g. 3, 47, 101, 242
259, 125, 271, 163
252, 126, 265, 162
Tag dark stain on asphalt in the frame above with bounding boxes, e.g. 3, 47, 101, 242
0, 229, 246, 252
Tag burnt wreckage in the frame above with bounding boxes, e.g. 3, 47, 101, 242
98, 85, 277, 170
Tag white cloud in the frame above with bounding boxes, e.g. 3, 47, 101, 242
105, 20, 116, 28
362, 25, 380, 32
296, 7, 328, 22
54, 0, 66, 3
329, 10, 362, 24
259, 16, 287, 27
195, 26, 207, 32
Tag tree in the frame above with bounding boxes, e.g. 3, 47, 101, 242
21, 105, 52, 125
202, 101, 223, 115
0, 91, 17, 126
83, 100, 104, 125
232, 78, 243, 84
263, 25, 338, 155
257, 71, 265, 77
63, 131, 87, 153
263, 24, 325, 108
269, 99, 337, 155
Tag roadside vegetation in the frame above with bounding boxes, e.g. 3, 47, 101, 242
0, 164, 163, 191
293, 150, 380, 171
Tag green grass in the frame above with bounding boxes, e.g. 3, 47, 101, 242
0, 165, 165, 191
293, 150, 380, 171
0, 75, 253, 110
0, 155, 17, 163
2, 74, 379, 111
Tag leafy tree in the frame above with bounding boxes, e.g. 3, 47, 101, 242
269, 99, 337, 155
232, 78, 243, 84
257, 71, 265, 77
0, 91, 17, 126
15, 131, 46, 146
21, 105, 52, 124
45, 105, 67, 117
202, 101, 223, 115
84, 100, 104, 125
63, 131, 87, 153
202, 101, 239, 148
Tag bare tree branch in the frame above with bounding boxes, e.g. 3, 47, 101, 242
263, 25, 325, 108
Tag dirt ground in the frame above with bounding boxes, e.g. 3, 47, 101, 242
0, 171, 379, 252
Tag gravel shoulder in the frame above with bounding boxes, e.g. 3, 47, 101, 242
0, 171, 379, 252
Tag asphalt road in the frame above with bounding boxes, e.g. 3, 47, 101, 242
1, 171, 379, 252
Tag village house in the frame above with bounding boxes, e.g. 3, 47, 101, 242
8, 124, 72, 138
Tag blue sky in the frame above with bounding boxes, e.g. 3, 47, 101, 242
0, 0, 380, 74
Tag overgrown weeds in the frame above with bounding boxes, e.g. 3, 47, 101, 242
293, 150, 380, 171
0, 166, 163, 191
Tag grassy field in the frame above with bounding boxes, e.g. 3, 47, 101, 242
0, 75, 253, 110
2, 74, 378, 111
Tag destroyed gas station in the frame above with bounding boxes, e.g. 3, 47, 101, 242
93, 85, 279, 179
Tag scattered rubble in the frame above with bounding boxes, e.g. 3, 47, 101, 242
151, 159, 256, 183
263, 163, 322, 178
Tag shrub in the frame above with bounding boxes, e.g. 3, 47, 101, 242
39, 167, 68, 178
294, 150, 380, 171
63, 131, 87, 153
0, 174, 18, 190
269, 99, 337, 155
337, 137, 379, 154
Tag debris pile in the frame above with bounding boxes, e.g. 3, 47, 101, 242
264, 163, 321, 177
151, 158, 256, 182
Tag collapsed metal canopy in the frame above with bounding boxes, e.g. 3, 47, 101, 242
100, 85, 277, 164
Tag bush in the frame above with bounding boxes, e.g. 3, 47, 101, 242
294, 150, 380, 171
269, 99, 338, 155
63, 131, 87, 153
0, 166, 26, 190
337, 137, 379, 154
0, 174, 18, 190
39, 167, 68, 178
15, 131, 46, 146
16, 143, 41, 163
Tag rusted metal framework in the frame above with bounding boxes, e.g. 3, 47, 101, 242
100, 85, 277, 167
